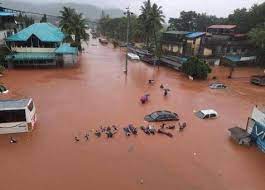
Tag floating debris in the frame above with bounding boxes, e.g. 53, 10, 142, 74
10, 136, 17, 144
158, 128, 173, 138
74, 136, 80, 142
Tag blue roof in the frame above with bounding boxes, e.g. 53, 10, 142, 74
0, 11, 15, 17
55, 43, 78, 55
186, 32, 206, 39
164, 31, 191, 35
224, 55, 241, 62
6, 23, 65, 42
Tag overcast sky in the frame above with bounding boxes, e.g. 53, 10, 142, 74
5, 0, 265, 18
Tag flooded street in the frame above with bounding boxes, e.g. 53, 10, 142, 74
0, 39, 264, 190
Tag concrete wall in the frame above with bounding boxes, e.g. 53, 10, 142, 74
63, 54, 77, 67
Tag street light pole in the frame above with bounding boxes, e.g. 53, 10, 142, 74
124, 7, 133, 74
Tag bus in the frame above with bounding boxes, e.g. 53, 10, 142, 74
0, 98, 37, 134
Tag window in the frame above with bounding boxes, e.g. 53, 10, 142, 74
195, 111, 205, 119
204, 114, 210, 119
28, 101, 34, 112
210, 114, 216, 118
0, 110, 26, 123
151, 112, 159, 119
157, 115, 167, 120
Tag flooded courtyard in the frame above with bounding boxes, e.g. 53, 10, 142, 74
0, 39, 264, 190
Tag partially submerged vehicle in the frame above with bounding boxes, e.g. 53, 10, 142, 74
0, 98, 37, 134
250, 75, 265, 86
195, 109, 218, 119
209, 82, 227, 89
99, 38, 108, 44
127, 53, 140, 60
0, 85, 8, 94
144, 110, 179, 122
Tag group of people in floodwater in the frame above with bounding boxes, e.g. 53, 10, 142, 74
73, 79, 186, 142
141, 80, 170, 104
74, 122, 187, 142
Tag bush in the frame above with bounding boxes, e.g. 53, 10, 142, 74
112, 40, 119, 48
0, 64, 5, 74
182, 57, 211, 80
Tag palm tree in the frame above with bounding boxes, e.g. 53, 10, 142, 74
139, 0, 152, 47
139, 1, 165, 53
59, 7, 89, 50
149, 3, 165, 55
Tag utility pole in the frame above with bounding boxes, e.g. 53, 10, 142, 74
124, 7, 133, 74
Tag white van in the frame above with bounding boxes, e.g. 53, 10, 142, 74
0, 98, 37, 134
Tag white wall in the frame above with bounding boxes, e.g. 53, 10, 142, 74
11, 47, 56, 53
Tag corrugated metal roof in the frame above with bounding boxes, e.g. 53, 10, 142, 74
6, 23, 65, 42
208, 25, 237, 29
224, 55, 256, 62
186, 32, 206, 39
0, 11, 15, 16
55, 43, 78, 55
6, 52, 56, 61
164, 31, 191, 35
0, 99, 31, 110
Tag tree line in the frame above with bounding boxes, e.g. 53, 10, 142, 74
97, 0, 165, 53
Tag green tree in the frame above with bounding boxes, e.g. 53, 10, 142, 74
149, 3, 165, 56
139, 0, 152, 47
168, 12, 226, 32
59, 7, 89, 50
182, 57, 211, 80
249, 26, 265, 66
40, 14, 47, 23
227, 8, 250, 33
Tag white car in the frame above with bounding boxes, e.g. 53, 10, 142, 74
195, 109, 218, 119
127, 53, 140, 60
209, 83, 227, 89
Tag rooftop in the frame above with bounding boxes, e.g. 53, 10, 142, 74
163, 31, 205, 39
164, 31, 191, 35
55, 43, 78, 55
6, 23, 65, 42
0, 98, 31, 110
186, 32, 206, 39
0, 11, 15, 17
200, 109, 218, 115
208, 25, 237, 29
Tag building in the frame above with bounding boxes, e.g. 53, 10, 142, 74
161, 31, 206, 57
5, 23, 78, 67
246, 107, 265, 153
202, 25, 254, 58
0, 7, 17, 47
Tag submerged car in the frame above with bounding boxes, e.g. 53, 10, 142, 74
127, 53, 140, 60
0, 85, 8, 94
209, 83, 227, 89
250, 75, 265, 86
144, 110, 179, 122
195, 109, 218, 119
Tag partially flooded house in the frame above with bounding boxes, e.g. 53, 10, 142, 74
202, 25, 255, 65
161, 31, 205, 57
5, 23, 78, 67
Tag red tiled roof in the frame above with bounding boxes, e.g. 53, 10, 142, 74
208, 25, 237, 29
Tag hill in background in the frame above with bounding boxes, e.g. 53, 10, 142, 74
1, 0, 124, 20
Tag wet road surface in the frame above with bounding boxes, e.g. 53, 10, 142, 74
0, 39, 264, 190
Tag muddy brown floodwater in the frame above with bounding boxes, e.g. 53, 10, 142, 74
0, 39, 264, 190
